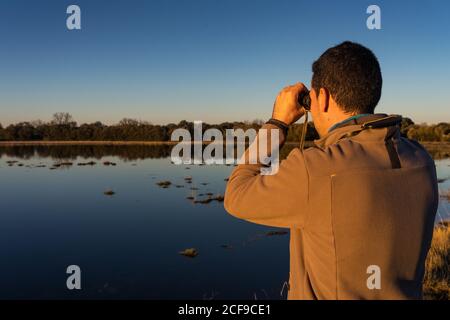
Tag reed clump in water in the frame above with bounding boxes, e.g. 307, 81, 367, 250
179, 248, 198, 258
156, 180, 172, 188
266, 230, 288, 237
103, 189, 115, 196
77, 161, 96, 166
193, 194, 224, 204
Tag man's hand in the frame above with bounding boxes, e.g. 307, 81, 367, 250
272, 83, 307, 125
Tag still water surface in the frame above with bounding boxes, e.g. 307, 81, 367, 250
0, 145, 448, 299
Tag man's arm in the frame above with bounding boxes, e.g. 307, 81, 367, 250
224, 83, 310, 228
224, 128, 309, 228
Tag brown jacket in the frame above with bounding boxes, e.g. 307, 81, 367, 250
224, 114, 438, 300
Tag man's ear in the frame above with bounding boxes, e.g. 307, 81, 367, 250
318, 88, 330, 113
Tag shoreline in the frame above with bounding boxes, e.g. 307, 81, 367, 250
0, 140, 180, 146
0, 140, 448, 147
0, 140, 307, 146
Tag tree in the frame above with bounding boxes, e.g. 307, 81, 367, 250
0, 123, 6, 141
51, 112, 75, 126
5, 122, 38, 140
400, 117, 414, 137
118, 118, 140, 127
0, 115, 448, 142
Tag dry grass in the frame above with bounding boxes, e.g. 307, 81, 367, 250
421, 142, 450, 160
440, 190, 450, 201
423, 222, 450, 300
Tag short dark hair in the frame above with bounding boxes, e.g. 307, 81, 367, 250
311, 41, 382, 114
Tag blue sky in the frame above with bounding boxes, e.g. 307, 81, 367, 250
0, 0, 449, 125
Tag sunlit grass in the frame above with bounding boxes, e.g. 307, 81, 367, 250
423, 222, 450, 300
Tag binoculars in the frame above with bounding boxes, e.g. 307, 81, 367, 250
298, 90, 311, 110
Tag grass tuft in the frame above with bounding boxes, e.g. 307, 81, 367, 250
423, 222, 450, 300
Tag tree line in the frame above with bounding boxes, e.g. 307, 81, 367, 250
0, 112, 448, 142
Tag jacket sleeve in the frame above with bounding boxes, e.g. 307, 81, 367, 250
224, 124, 309, 228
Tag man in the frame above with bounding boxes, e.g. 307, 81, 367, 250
224, 41, 438, 300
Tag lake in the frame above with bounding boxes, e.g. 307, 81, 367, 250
0, 144, 449, 299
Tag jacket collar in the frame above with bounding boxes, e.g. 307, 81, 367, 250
327, 113, 373, 132
314, 114, 403, 148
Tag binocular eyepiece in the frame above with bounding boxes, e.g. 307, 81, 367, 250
298, 90, 311, 111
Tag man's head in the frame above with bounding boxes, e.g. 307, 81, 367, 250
309, 41, 382, 136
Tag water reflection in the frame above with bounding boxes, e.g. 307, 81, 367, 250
0, 144, 173, 161
0, 144, 448, 299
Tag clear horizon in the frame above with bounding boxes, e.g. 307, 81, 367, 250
0, 113, 446, 127
0, 0, 449, 125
